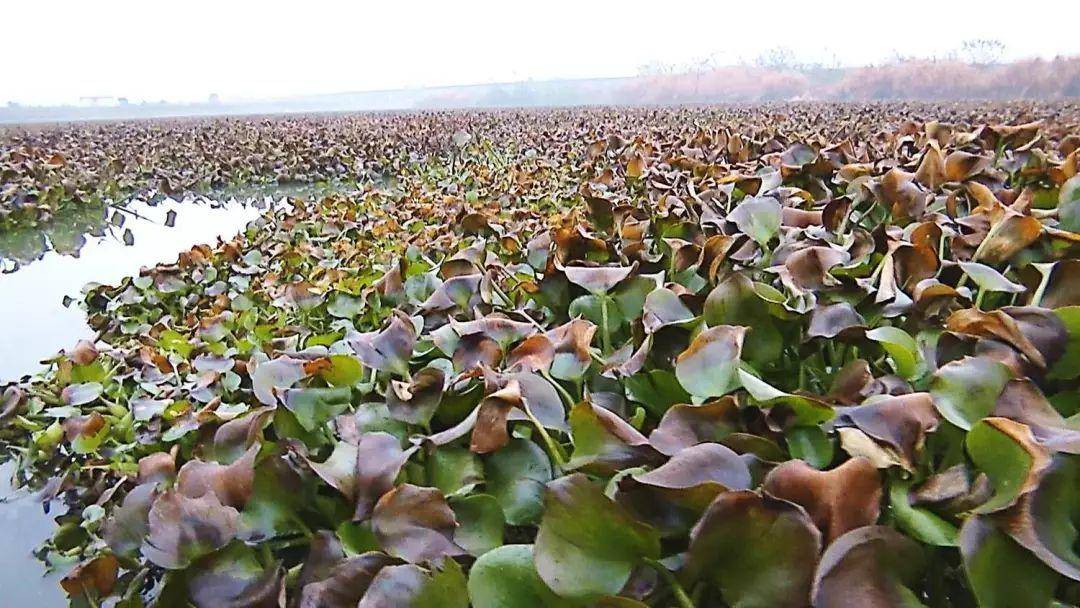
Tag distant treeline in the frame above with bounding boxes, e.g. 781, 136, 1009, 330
3, 56, 1077, 124
625, 56, 1080, 104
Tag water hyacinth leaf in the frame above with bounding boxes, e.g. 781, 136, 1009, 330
785, 425, 834, 469
280, 386, 352, 432
648, 399, 740, 455
484, 438, 552, 526
930, 356, 1012, 430
631, 442, 752, 510
239, 457, 304, 542
62, 382, 103, 406
427, 445, 484, 497
349, 310, 418, 376
468, 544, 576, 608
811, 526, 927, 608
762, 457, 881, 544
1048, 306, 1080, 380
960, 517, 1059, 608
958, 261, 1027, 293
104, 483, 157, 558
965, 417, 1050, 513
319, 354, 366, 387
327, 291, 365, 318
547, 318, 597, 382
60, 554, 119, 599
251, 358, 307, 406
641, 287, 695, 333
450, 493, 504, 556
865, 326, 922, 379
186, 542, 283, 608
563, 265, 634, 295
687, 491, 821, 608
738, 370, 835, 426
836, 393, 939, 470
64, 412, 110, 454
567, 400, 661, 474
534, 473, 660, 600
298, 551, 394, 608
370, 484, 463, 563
675, 325, 747, 398
355, 432, 414, 521
357, 559, 469, 608
997, 455, 1080, 580
569, 294, 625, 340
622, 369, 690, 418
729, 196, 782, 247
142, 491, 240, 569
387, 367, 445, 426
888, 479, 958, 547
1060, 174, 1080, 232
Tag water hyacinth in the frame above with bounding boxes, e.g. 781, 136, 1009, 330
1, 102, 1079, 607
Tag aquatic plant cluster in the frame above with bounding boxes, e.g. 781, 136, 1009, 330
2, 102, 1080, 607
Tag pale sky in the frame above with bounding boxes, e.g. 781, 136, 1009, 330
4, 0, 1078, 105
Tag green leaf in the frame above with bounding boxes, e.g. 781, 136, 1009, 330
738, 370, 835, 426
675, 325, 746, 398
328, 292, 365, 318
866, 326, 922, 379
729, 196, 782, 247
785, 425, 834, 469
1048, 306, 1080, 380
930, 356, 1012, 430
960, 517, 1059, 608
468, 545, 577, 608
888, 480, 957, 546
687, 491, 821, 608
484, 438, 552, 526
427, 446, 483, 497
451, 494, 504, 556
958, 262, 1026, 294
1058, 174, 1080, 232
623, 370, 690, 418
966, 418, 1049, 513
279, 386, 353, 432
319, 354, 366, 387
534, 473, 660, 600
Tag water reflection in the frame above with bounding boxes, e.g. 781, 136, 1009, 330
0, 196, 269, 381
0, 460, 65, 607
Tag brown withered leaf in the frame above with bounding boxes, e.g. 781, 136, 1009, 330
648, 398, 741, 456
836, 393, 939, 469
371, 484, 463, 563
812, 526, 926, 607
176, 444, 259, 510
355, 432, 415, 521
61, 554, 119, 598
763, 457, 882, 543
142, 491, 240, 569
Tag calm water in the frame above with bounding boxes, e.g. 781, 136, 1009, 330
0, 197, 279, 382
0, 188, 323, 604
0, 460, 66, 606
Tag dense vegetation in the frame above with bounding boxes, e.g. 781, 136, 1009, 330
2, 102, 1079, 607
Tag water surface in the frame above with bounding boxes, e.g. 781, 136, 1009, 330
0, 197, 267, 382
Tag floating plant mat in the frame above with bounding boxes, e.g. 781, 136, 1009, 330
0, 103, 1079, 607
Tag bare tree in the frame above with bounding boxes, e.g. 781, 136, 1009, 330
961, 39, 1006, 65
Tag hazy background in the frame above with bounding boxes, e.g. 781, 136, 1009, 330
2, 0, 1078, 119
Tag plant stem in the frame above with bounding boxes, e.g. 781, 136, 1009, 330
541, 369, 577, 410
599, 295, 612, 354
643, 557, 696, 608
523, 407, 568, 472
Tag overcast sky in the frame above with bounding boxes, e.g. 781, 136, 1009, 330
5, 0, 1078, 105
